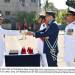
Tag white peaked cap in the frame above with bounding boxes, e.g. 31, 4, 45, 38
69, 7, 75, 12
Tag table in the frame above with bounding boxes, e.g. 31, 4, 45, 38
5, 54, 40, 67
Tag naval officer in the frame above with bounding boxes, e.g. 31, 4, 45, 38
64, 7, 75, 66
37, 15, 48, 67
0, 14, 21, 67
26, 11, 59, 67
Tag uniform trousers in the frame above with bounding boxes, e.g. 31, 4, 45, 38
45, 52, 58, 67
37, 38, 48, 67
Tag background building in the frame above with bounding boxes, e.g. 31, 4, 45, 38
0, 0, 41, 17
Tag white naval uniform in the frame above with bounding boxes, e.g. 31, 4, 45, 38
37, 23, 48, 67
37, 23, 47, 53
64, 21, 75, 66
0, 25, 20, 67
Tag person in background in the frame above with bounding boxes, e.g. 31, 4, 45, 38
64, 7, 75, 66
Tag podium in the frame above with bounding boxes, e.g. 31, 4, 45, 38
5, 54, 40, 67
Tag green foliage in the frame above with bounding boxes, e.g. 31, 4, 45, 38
44, 0, 57, 12
16, 11, 36, 26
44, 0, 49, 11
56, 10, 67, 25
44, 0, 67, 25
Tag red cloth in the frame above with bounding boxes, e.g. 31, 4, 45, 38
27, 47, 33, 54
21, 47, 26, 54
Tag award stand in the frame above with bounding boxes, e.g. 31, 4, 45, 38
5, 54, 40, 67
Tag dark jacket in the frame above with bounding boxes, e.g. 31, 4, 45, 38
35, 20, 59, 66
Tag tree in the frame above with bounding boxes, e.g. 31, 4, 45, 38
15, 11, 37, 30
16, 11, 36, 26
44, 0, 57, 12
56, 10, 67, 25
43, 0, 67, 25
44, 0, 49, 11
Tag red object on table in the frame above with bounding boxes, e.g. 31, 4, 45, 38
27, 47, 33, 54
21, 47, 26, 54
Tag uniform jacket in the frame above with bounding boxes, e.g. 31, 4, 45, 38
0, 26, 20, 66
35, 20, 59, 55
64, 21, 75, 63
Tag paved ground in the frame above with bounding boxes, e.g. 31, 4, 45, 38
58, 31, 66, 67
5, 31, 66, 67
